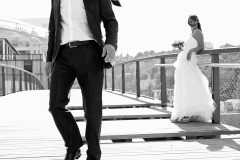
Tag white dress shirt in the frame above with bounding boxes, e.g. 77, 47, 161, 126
60, 0, 94, 45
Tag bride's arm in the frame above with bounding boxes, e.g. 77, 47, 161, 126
192, 29, 204, 51
187, 29, 204, 61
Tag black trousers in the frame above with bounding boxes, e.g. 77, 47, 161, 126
49, 42, 103, 160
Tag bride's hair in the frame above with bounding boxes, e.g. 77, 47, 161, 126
188, 15, 202, 31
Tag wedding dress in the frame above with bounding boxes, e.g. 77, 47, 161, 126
171, 36, 215, 122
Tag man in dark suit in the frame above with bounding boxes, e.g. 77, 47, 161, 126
44, 0, 120, 160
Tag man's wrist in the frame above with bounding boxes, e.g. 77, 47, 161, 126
105, 44, 115, 50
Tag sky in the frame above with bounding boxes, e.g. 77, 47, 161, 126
0, 0, 239, 56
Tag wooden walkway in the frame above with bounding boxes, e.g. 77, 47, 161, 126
71, 107, 171, 121
1, 90, 240, 159
66, 90, 164, 109
1, 138, 240, 159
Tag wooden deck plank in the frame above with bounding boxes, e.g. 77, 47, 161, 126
1, 138, 240, 159
71, 107, 171, 121
3, 118, 240, 141
76, 119, 240, 140
95, 139, 240, 159
67, 89, 163, 109
1, 90, 240, 142
1, 90, 240, 159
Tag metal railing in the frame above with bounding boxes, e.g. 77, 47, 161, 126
104, 47, 240, 124
0, 54, 44, 61
0, 38, 19, 59
0, 63, 44, 96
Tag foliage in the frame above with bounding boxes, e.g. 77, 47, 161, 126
140, 72, 149, 80
110, 43, 240, 101
220, 43, 236, 48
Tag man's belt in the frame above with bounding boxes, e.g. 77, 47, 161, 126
64, 40, 96, 48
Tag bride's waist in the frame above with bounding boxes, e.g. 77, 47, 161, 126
178, 51, 197, 57
177, 53, 197, 61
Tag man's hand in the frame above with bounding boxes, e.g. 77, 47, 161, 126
44, 62, 52, 78
102, 44, 115, 63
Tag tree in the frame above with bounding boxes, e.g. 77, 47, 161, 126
135, 52, 144, 59
140, 72, 148, 80
150, 67, 158, 79
220, 43, 236, 48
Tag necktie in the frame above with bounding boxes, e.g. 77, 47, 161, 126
111, 0, 121, 7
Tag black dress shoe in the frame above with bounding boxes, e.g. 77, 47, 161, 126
64, 149, 81, 160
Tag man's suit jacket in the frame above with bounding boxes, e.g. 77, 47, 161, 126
46, 0, 118, 66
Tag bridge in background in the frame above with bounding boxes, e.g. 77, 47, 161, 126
1, 47, 240, 159
0, 18, 49, 89
0, 18, 48, 39
0, 18, 48, 56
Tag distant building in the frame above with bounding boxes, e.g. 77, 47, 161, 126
0, 17, 48, 57
19, 18, 49, 29
0, 17, 49, 88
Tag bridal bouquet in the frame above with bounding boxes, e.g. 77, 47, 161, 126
172, 40, 184, 51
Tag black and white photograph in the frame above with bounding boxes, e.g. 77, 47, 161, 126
0, 0, 240, 159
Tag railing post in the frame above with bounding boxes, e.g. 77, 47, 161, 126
3, 39, 5, 60
39, 79, 41, 90
25, 72, 28, 90
39, 77, 43, 90
122, 64, 125, 94
48, 78, 51, 90
136, 61, 140, 97
2, 67, 6, 96
160, 58, 167, 106
36, 79, 38, 90
36, 78, 38, 90
33, 76, 35, 90
212, 54, 220, 124
31, 76, 35, 90
19, 71, 22, 91
112, 67, 115, 91
12, 69, 15, 93
29, 75, 32, 90
36, 78, 39, 90
34, 77, 36, 90
104, 69, 107, 90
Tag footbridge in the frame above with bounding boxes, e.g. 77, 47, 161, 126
1, 46, 240, 159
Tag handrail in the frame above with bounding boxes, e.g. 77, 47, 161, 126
0, 38, 45, 61
104, 47, 240, 124
0, 63, 45, 96
0, 63, 42, 79
1, 38, 20, 55
155, 63, 240, 68
114, 47, 240, 66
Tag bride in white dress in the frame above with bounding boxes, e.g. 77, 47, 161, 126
170, 15, 216, 122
